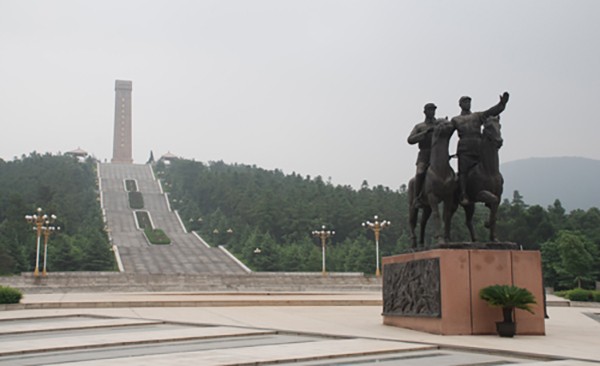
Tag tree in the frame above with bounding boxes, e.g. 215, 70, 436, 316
557, 231, 596, 288
547, 199, 566, 230
0, 154, 114, 273
540, 239, 561, 289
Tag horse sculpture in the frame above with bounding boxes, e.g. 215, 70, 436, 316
409, 119, 459, 247
463, 116, 504, 242
408, 177, 431, 248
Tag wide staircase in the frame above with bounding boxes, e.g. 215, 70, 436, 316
99, 163, 248, 274
2, 163, 382, 293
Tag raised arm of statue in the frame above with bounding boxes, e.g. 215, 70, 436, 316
482, 92, 510, 119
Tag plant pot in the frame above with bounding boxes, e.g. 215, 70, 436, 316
496, 321, 516, 337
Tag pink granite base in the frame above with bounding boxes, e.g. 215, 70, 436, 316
382, 249, 545, 335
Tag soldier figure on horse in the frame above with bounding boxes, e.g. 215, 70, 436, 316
407, 103, 439, 207
450, 92, 509, 206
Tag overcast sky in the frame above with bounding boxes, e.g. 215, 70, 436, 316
1, 0, 599, 190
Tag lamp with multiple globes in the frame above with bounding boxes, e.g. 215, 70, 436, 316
312, 225, 335, 276
362, 215, 390, 277
25, 208, 58, 277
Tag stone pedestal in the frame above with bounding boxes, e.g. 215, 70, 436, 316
382, 248, 545, 335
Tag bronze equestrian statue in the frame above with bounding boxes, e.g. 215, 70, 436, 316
407, 92, 509, 245
408, 117, 458, 247
463, 116, 504, 242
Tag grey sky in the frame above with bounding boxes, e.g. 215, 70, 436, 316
1, 0, 599, 190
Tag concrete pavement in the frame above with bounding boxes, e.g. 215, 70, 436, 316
0, 292, 598, 365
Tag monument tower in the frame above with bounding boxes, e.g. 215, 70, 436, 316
111, 80, 133, 163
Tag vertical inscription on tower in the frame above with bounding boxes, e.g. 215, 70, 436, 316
111, 80, 133, 163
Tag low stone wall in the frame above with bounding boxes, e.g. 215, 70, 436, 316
0, 272, 381, 293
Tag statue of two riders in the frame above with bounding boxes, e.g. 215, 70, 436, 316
408, 92, 509, 246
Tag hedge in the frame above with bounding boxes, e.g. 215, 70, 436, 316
125, 179, 137, 192
0, 286, 23, 304
144, 228, 171, 245
128, 191, 144, 209
555, 288, 600, 302
135, 211, 152, 230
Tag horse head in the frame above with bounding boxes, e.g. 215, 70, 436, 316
482, 116, 503, 149
432, 118, 453, 142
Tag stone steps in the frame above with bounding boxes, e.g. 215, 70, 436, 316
1, 272, 382, 294
98, 163, 248, 274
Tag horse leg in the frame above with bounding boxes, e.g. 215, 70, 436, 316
419, 206, 431, 247
408, 179, 418, 248
428, 195, 444, 244
442, 199, 456, 243
464, 203, 476, 242
488, 201, 500, 242
475, 191, 500, 241
409, 205, 418, 248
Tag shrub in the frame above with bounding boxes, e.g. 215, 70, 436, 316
479, 284, 536, 323
0, 286, 23, 304
125, 179, 137, 192
567, 288, 593, 301
554, 290, 568, 299
144, 228, 171, 245
556, 288, 600, 302
135, 211, 152, 230
128, 191, 144, 209
479, 285, 536, 312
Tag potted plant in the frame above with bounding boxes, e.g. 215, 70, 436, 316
479, 284, 536, 337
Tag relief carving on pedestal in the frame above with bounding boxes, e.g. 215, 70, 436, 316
383, 258, 441, 317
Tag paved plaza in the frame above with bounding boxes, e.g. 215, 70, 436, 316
0, 292, 598, 365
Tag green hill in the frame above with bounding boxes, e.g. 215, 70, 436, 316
156, 159, 413, 273
0, 153, 114, 274
1, 154, 598, 289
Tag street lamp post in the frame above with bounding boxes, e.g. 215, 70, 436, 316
41, 224, 59, 276
312, 225, 335, 276
212, 228, 233, 245
25, 208, 57, 277
362, 215, 390, 277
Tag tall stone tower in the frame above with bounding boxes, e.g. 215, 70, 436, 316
111, 80, 133, 163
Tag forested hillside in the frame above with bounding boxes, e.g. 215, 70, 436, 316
158, 159, 599, 289
1, 154, 597, 291
157, 159, 411, 274
0, 153, 114, 274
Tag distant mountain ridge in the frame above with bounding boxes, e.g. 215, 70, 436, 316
500, 157, 600, 211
